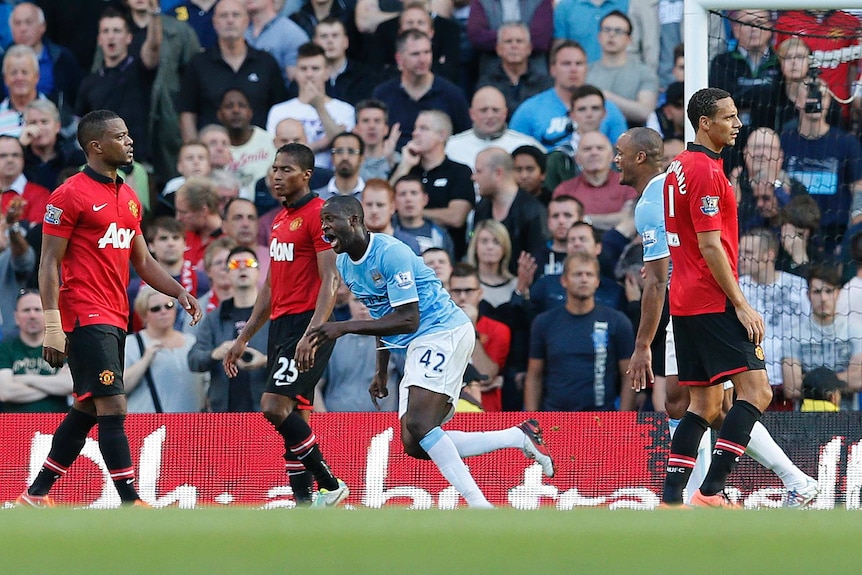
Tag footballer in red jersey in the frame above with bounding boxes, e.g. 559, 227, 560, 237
17, 110, 202, 508
661, 89, 777, 508
223, 143, 347, 507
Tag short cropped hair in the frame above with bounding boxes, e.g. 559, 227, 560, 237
176, 176, 219, 213
687, 87, 732, 131
276, 142, 315, 172
146, 216, 185, 242
297, 41, 325, 60
355, 98, 389, 123
807, 263, 841, 289
563, 251, 600, 275
549, 40, 585, 67
571, 84, 604, 108
450, 262, 479, 280
77, 109, 121, 152
511, 145, 547, 173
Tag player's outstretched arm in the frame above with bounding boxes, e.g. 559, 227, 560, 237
130, 235, 202, 325
39, 234, 69, 368
309, 302, 420, 347
627, 257, 669, 391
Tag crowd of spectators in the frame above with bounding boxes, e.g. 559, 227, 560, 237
1, 2, 862, 414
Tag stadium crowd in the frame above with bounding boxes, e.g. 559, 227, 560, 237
1, 1, 862, 416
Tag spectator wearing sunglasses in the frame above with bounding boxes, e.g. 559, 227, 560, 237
123, 286, 206, 413
189, 245, 269, 412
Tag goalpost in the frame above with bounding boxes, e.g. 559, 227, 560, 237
683, 0, 862, 142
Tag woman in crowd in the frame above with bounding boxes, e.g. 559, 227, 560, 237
124, 286, 205, 413
466, 220, 530, 410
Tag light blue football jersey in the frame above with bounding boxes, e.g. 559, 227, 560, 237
634, 173, 670, 262
336, 233, 470, 348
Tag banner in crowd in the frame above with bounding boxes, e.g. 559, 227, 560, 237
1, 412, 859, 509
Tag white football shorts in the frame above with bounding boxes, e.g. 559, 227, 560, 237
399, 321, 475, 422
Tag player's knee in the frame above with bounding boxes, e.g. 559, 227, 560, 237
402, 440, 429, 460
403, 417, 433, 445
698, 404, 723, 425
664, 377, 689, 420
665, 391, 689, 420
261, 399, 291, 427
745, 385, 774, 413
665, 396, 688, 420
93, 394, 127, 417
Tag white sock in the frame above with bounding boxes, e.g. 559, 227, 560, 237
746, 421, 808, 489
685, 429, 712, 503
446, 427, 523, 457
668, 418, 680, 439
420, 427, 493, 508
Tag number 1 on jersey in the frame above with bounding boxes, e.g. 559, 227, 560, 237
667, 184, 675, 218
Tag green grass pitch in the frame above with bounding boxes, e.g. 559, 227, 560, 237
1, 507, 860, 574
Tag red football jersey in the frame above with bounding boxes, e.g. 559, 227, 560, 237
42, 168, 143, 331
664, 145, 738, 316
268, 195, 331, 318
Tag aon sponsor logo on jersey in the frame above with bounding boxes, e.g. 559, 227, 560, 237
98, 223, 136, 249
270, 239, 295, 261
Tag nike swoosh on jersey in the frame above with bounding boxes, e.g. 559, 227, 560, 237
93, 203, 108, 211
272, 223, 282, 229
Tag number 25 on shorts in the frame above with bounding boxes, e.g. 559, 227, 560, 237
273, 357, 298, 386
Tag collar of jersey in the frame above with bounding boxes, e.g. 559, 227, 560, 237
283, 191, 317, 211
83, 165, 124, 186
349, 232, 376, 266
686, 143, 721, 160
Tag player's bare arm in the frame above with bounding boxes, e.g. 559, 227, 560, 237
627, 257, 669, 391
294, 249, 340, 373
697, 230, 764, 345
369, 339, 391, 410
310, 301, 420, 345
130, 235, 202, 325
224, 270, 272, 378
38, 234, 69, 368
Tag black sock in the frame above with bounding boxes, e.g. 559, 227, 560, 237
29, 408, 98, 496
97, 414, 140, 502
277, 412, 338, 491
662, 411, 709, 504
700, 400, 761, 496
284, 453, 314, 505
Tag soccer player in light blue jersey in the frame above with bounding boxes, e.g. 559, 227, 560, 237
310, 195, 555, 508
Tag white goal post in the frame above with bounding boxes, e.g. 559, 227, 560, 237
683, 0, 862, 142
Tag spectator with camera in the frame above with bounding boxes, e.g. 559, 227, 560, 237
780, 77, 862, 255
189, 245, 269, 412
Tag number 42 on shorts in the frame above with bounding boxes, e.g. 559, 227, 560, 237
419, 349, 446, 375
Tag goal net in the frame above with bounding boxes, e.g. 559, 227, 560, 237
686, 6, 862, 414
